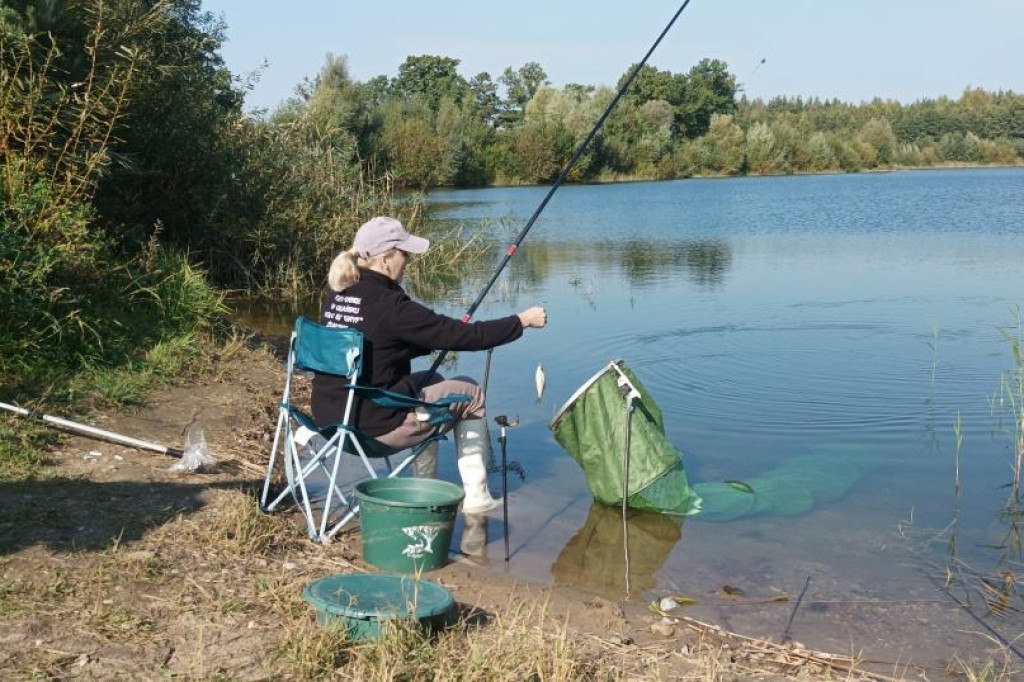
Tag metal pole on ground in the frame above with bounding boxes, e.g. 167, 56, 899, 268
1, 400, 184, 457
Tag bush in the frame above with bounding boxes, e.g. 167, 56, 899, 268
0, 7, 225, 401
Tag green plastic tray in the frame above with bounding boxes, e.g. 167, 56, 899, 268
303, 573, 455, 641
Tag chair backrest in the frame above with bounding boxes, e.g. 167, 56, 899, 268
292, 316, 363, 379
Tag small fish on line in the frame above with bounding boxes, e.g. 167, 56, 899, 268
535, 364, 546, 403
724, 479, 755, 494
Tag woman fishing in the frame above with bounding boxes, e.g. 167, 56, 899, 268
312, 216, 547, 514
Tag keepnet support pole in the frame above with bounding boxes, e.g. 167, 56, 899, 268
419, 0, 695, 387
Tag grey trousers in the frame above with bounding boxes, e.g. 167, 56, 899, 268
372, 372, 485, 450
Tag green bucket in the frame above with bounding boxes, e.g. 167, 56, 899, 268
355, 478, 464, 573
303, 573, 455, 641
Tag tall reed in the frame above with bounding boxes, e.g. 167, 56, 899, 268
230, 116, 490, 300
987, 309, 1024, 564
993, 310, 1024, 497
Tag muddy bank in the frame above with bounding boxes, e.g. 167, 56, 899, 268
0, 344, 898, 680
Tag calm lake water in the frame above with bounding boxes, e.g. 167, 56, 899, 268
242, 168, 1024, 672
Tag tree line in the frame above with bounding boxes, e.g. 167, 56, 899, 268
280, 54, 1023, 188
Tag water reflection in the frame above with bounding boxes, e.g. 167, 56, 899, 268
424, 171, 1024, 664
499, 238, 734, 295
622, 239, 732, 288
459, 513, 489, 559
551, 502, 683, 599
228, 295, 318, 338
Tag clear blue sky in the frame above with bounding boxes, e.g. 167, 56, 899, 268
202, 0, 1024, 113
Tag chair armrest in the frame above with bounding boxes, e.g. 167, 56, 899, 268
349, 385, 471, 427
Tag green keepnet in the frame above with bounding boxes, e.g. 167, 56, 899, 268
551, 361, 701, 516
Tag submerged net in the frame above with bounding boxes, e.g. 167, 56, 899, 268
550, 361, 701, 517
692, 453, 865, 521
628, 461, 701, 515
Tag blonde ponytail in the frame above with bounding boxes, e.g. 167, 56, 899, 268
327, 249, 361, 291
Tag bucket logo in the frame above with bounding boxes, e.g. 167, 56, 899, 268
401, 525, 440, 558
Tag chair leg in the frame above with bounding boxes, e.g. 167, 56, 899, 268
324, 505, 359, 542
261, 410, 290, 510
265, 421, 337, 540
318, 438, 351, 541
289, 437, 321, 540
321, 439, 437, 542
264, 423, 308, 514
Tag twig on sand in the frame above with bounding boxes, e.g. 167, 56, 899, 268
675, 613, 921, 682
581, 610, 919, 682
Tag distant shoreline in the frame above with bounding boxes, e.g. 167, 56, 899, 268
427, 161, 1024, 192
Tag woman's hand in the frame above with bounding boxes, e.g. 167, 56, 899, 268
518, 306, 548, 329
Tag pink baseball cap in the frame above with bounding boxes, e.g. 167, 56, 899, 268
352, 216, 430, 258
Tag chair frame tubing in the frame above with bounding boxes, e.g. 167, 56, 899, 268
260, 319, 445, 544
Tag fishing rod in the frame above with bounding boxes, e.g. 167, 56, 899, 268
421, 0, 695, 385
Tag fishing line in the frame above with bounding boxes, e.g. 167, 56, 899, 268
420, 0, 695, 386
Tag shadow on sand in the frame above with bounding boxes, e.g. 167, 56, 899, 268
0, 476, 261, 556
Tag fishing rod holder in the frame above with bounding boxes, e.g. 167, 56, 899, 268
489, 415, 526, 480
492, 413, 523, 562
495, 414, 519, 429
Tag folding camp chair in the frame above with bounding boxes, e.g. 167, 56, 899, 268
260, 316, 469, 543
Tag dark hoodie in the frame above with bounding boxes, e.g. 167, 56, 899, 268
311, 268, 523, 436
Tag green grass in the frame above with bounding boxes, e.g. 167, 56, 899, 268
0, 421, 54, 480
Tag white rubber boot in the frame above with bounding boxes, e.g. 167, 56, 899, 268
454, 418, 502, 514
410, 440, 438, 478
